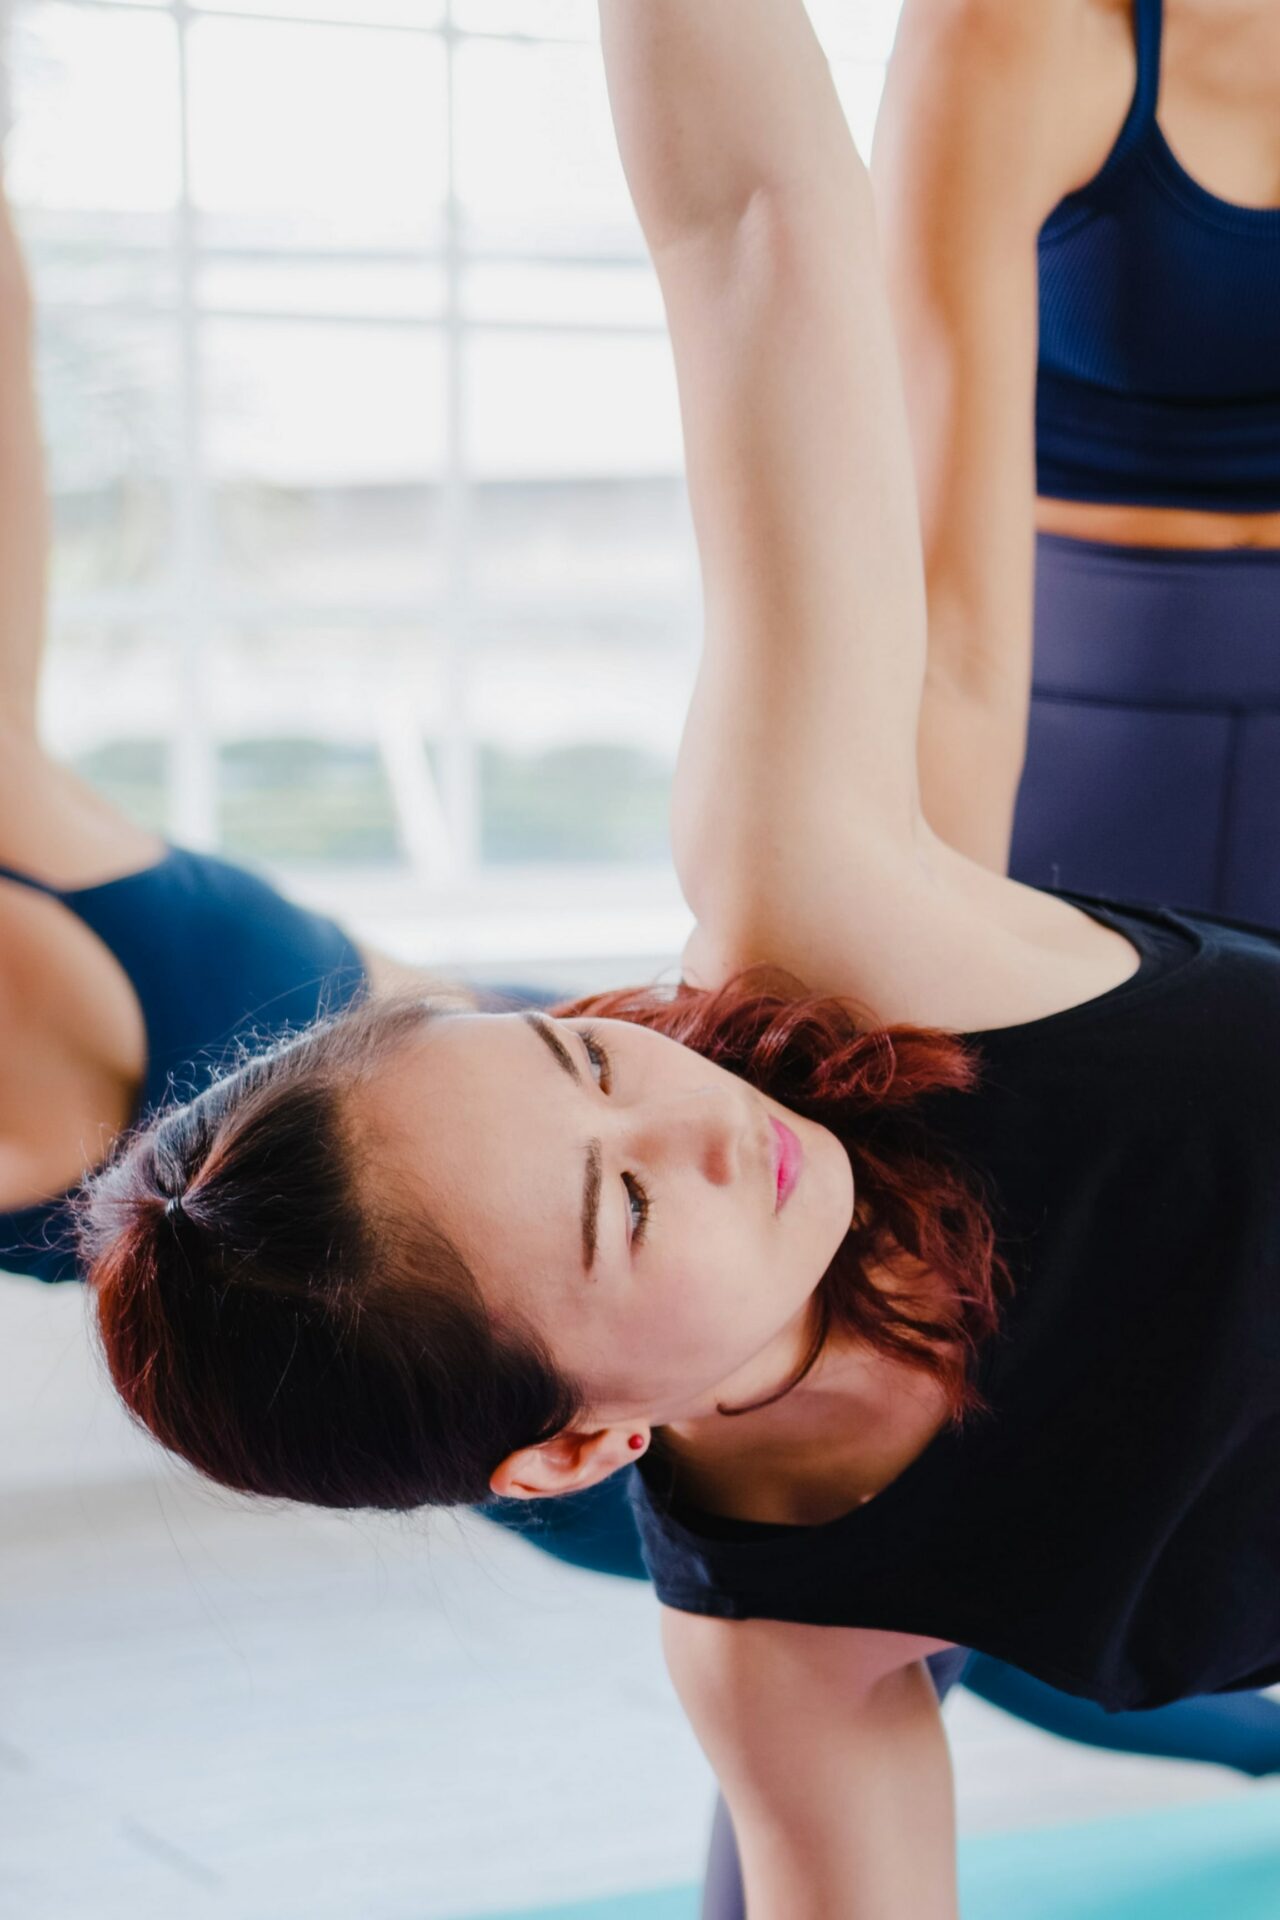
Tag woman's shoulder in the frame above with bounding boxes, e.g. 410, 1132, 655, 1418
682, 828, 1144, 1037
885, 0, 1137, 214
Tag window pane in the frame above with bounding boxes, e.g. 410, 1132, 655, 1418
473, 627, 693, 750
455, 1, 595, 37
480, 741, 672, 865
455, 40, 633, 247
211, 626, 445, 868
188, 19, 448, 249
8, 5, 180, 212
466, 333, 681, 478
472, 628, 689, 865
39, 315, 175, 591
197, 0, 443, 23
465, 261, 659, 331
219, 738, 402, 867
471, 477, 697, 608
205, 320, 447, 597
27, 217, 177, 310
201, 257, 445, 322
41, 629, 175, 800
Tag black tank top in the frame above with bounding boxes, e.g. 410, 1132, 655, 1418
629, 895, 1280, 1711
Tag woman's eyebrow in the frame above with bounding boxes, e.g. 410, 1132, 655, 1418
582, 1141, 602, 1274
521, 1011, 582, 1084
520, 1013, 602, 1273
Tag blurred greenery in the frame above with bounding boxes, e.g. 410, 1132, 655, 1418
219, 738, 402, 866
481, 741, 669, 863
74, 739, 168, 834
74, 735, 673, 868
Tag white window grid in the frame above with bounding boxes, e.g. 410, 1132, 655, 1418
15, 0, 897, 963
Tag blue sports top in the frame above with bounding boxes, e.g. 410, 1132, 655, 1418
0, 846, 366, 1284
631, 895, 1280, 1712
1036, 0, 1280, 510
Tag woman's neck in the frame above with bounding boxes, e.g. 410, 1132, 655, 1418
657, 1334, 953, 1529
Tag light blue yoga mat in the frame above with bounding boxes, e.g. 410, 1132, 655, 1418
446, 1786, 1280, 1920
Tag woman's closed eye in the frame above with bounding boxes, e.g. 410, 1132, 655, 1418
623, 1171, 651, 1246
580, 1025, 613, 1092
579, 1026, 653, 1247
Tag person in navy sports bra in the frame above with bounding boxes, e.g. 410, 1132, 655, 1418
71, 7, 1280, 1910
878, 0, 1280, 920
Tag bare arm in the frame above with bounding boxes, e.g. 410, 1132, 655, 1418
873, 0, 1133, 870
0, 167, 162, 883
599, 0, 1144, 1031
662, 1608, 959, 1919
599, 0, 934, 1008
0, 170, 48, 737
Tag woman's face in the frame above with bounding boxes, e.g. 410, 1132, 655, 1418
364, 1009, 854, 1483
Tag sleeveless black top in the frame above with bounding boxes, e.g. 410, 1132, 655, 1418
630, 895, 1280, 1712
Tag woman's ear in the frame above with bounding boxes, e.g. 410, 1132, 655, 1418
488, 1423, 649, 1501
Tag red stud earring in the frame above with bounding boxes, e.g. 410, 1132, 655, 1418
627, 1434, 646, 1452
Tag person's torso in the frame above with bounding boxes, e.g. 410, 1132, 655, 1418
631, 893, 1280, 1710
1035, 0, 1280, 539
0, 845, 366, 1282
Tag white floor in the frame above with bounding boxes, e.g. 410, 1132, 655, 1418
0, 1276, 1253, 1920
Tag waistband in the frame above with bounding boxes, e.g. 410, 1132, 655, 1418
1033, 530, 1280, 708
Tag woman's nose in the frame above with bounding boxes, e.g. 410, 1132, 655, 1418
629, 1087, 747, 1187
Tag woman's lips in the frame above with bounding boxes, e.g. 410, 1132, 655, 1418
769, 1116, 803, 1211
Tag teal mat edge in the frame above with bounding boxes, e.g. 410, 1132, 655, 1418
445, 1784, 1280, 1920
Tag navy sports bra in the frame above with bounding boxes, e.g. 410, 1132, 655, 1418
632, 894, 1280, 1712
0, 846, 366, 1283
1036, 0, 1280, 511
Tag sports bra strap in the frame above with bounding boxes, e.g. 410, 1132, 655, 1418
1131, 0, 1164, 133
0, 861, 64, 901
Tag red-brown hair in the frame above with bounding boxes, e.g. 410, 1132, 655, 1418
81, 975, 1005, 1511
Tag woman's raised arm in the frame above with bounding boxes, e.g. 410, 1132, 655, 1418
0, 172, 48, 739
599, 1, 937, 1004
873, 0, 1131, 872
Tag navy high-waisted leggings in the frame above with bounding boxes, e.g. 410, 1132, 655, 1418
1011, 533, 1280, 920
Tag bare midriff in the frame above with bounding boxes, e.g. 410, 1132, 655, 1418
1036, 496, 1280, 550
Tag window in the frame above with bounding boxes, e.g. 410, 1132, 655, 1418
11, 0, 902, 966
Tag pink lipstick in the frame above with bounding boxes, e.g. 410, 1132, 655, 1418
769, 1116, 803, 1211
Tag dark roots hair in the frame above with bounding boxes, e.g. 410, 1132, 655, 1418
81, 976, 1006, 1513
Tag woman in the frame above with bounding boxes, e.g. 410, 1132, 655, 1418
875, 0, 1280, 911
0, 63, 1269, 1920
65, 5, 1280, 1911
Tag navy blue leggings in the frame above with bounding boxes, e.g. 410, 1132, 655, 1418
1011, 534, 1280, 921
